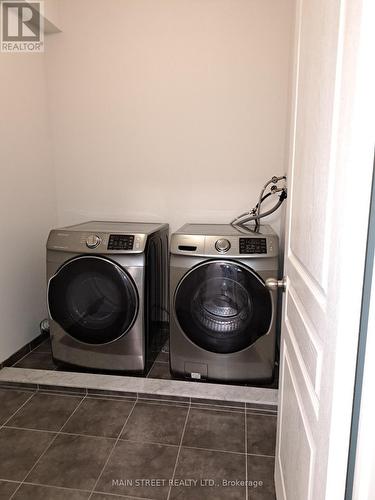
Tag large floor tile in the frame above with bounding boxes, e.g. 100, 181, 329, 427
96, 440, 178, 499
121, 402, 188, 445
26, 433, 114, 490
170, 447, 246, 499
247, 455, 276, 500
182, 408, 245, 453
12, 484, 89, 499
62, 397, 134, 438
0, 428, 55, 481
247, 414, 277, 456
7, 393, 82, 432
14, 352, 57, 370
0, 480, 20, 499
0, 389, 34, 425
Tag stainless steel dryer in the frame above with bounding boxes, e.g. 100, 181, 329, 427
170, 224, 279, 383
47, 221, 168, 373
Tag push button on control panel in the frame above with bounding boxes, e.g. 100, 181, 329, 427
239, 237, 267, 254
107, 234, 134, 250
134, 237, 141, 250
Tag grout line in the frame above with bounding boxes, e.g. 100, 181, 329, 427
181, 444, 246, 456
93, 492, 155, 499
134, 401, 190, 410
86, 394, 137, 401
88, 394, 139, 499
15, 481, 92, 494
2, 426, 118, 442
137, 396, 189, 404
246, 410, 277, 417
145, 358, 157, 379
35, 390, 86, 398
36, 382, 88, 395
83, 397, 137, 405
188, 405, 245, 414
0, 478, 155, 500
166, 400, 191, 500
137, 398, 189, 408
116, 437, 179, 448
35, 389, 85, 395
245, 404, 248, 500
9, 393, 88, 500
191, 401, 246, 409
246, 452, 275, 459
3, 425, 59, 435
93, 489, 155, 499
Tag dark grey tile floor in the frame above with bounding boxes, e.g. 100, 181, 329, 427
0, 387, 277, 499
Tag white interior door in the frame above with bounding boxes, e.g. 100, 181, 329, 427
275, 0, 375, 498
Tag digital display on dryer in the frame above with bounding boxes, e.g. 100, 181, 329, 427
107, 234, 134, 250
239, 238, 267, 254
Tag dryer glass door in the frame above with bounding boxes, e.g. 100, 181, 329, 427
48, 256, 138, 344
174, 260, 272, 353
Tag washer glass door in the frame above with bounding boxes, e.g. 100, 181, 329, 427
48, 256, 138, 344
174, 260, 272, 353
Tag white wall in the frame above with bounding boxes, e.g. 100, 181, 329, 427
45, 0, 293, 233
0, 0, 293, 361
0, 52, 57, 362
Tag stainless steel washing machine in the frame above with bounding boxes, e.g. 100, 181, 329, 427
170, 224, 279, 383
47, 221, 168, 373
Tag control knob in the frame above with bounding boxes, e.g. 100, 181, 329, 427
86, 234, 101, 249
215, 238, 231, 253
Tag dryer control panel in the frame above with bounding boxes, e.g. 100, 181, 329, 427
239, 237, 267, 254
107, 234, 134, 250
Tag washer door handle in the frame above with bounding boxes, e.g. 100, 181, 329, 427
266, 277, 287, 292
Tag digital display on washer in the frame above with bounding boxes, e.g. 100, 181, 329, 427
107, 234, 134, 250
239, 238, 267, 254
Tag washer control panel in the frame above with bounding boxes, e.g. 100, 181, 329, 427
107, 234, 134, 250
239, 237, 267, 254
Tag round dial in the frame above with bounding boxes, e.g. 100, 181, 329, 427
86, 234, 101, 249
215, 238, 231, 253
